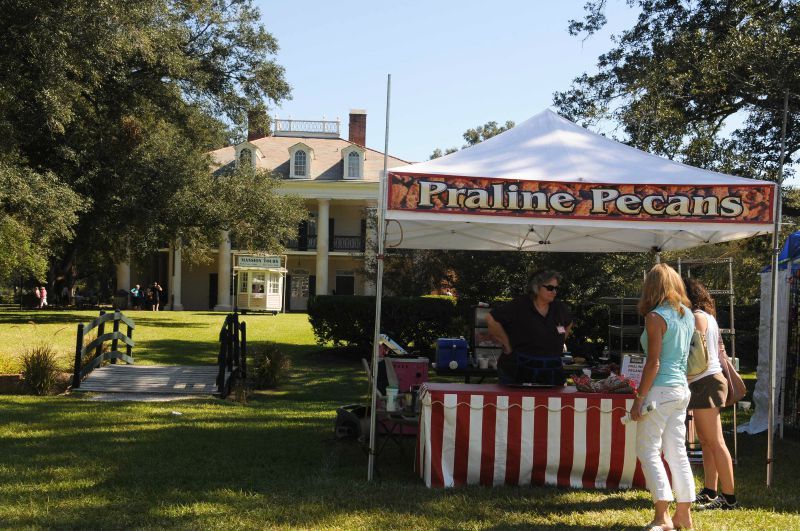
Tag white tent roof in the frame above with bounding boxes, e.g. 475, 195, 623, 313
385, 109, 775, 252
391, 109, 758, 184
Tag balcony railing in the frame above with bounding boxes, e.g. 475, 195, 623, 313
273, 119, 340, 138
285, 235, 364, 252
332, 236, 364, 251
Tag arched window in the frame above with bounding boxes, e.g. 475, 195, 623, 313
294, 150, 307, 177
239, 148, 252, 168
347, 151, 360, 178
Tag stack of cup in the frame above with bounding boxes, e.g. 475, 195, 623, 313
386, 386, 399, 412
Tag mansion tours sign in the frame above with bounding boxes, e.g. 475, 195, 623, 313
236, 255, 282, 269
387, 172, 774, 224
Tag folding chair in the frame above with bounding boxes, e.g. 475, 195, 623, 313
361, 358, 417, 462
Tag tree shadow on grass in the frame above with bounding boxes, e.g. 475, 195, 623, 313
0, 397, 649, 529
0, 312, 95, 326
2, 370, 800, 529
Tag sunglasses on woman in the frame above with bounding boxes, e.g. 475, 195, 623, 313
541, 284, 558, 292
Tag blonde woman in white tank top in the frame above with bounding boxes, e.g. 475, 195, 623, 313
684, 278, 738, 511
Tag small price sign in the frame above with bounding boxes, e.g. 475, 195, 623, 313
621, 355, 645, 388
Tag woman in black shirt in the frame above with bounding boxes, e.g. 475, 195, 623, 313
486, 269, 572, 385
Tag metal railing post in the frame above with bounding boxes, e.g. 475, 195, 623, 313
126, 322, 134, 362
95, 310, 106, 361
73, 323, 85, 388
240, 321, 247, 381
110, 312, 120, 364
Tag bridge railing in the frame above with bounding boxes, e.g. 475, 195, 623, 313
217, 312, 247, 398
72, 310, 136, 388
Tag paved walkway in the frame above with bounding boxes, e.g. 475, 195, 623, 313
76, 365, 220, 395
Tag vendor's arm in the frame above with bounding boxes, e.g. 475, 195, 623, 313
630, 311, 666, 421
486, 313, 513, 355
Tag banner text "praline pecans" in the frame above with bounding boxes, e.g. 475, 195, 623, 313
416, 181, 745, 218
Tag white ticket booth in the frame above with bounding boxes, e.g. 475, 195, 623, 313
234, 254, 287, 314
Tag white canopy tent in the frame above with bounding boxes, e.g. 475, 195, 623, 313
384, 110, 773, 252
367, 109, 778, 481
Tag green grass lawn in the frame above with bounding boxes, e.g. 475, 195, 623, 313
0, 309, 315, 372
1, 310, 799, 529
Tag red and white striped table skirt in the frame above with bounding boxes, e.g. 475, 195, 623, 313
416, 383, 646, 489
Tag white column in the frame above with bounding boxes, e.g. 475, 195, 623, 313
116, 257, 131, 309
116, 261, 131, 292
214, 230, 233, 311
171, 238, 183, 311
167, 242, 174, 308
315, 199, 330, 296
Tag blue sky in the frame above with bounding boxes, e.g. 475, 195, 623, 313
258, 1, 639, 162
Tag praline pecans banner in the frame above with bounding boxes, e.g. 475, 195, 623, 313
387, 172, 775, 224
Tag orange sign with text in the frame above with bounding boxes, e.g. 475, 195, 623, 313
387, 172, 774, 224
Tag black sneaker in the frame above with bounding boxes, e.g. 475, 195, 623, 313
699, 496, 739, 510
694, 489, 716, 504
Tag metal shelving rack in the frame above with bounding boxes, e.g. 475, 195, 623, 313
599, 297, 645, 359
781, 268, 800, 438
677, 257, 739, 464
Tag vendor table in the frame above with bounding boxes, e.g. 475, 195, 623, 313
434, 365, 497, 383
416, 383, 646, 489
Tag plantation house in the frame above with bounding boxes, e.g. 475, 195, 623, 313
116, 110, 408, 311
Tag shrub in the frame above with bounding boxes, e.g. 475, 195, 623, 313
20, 345, 61, 395
249, 343, 291, 389
307, 295, 462, 356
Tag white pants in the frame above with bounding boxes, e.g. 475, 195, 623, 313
636, 385, 695, 503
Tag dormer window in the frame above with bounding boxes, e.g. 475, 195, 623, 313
235, 142, 261, 169
347, 151, 359, 178
294, 151, 307, 176
288, 142, 314, 179
341, 145, 365, 180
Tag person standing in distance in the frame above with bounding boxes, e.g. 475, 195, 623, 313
631, 264, 695, 531
486, 269, 572, 385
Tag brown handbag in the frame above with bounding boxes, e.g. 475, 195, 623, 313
718, 338, 747, 407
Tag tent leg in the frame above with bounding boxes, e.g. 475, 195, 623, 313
767, 90, 789, 487
368, 74, 392, 482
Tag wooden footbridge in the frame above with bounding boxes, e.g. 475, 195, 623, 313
77, 365, 220, 394
71, 311, 246, 397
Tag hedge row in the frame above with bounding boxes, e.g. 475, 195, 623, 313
307, 295, 463, 355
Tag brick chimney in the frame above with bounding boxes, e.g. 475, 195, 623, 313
348, 109, 366, 146
247, 110, 268, 141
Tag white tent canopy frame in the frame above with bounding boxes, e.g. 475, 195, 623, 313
366, 109, 778, 482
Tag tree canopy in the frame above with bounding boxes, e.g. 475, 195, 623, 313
555, 0, 799, 179
0, 0, 301, 288
430, 120, 515, 160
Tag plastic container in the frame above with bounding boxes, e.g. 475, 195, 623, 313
386, 386, 399, 412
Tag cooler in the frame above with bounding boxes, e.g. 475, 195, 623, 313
436, 338, 469, 370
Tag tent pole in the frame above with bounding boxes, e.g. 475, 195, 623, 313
767, 90, 789, 487
368, 73, 391, 481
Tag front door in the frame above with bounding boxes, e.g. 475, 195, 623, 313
250, 272, 267, 310
290, 270, 310, 311
335, 273, 355, 295
209, 273, 218, 309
